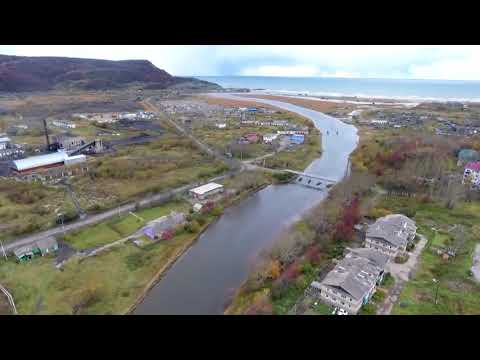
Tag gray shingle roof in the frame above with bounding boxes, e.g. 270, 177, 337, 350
366, 214, 416, 248
320, 247, 388, 301
148, 212, 185, 234
36, 237, 58, 251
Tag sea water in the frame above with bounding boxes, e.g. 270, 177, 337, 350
197, 76, 480, 102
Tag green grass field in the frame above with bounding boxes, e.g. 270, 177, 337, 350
0, 233, 196, 314
71, 133, 228, 211
0, 196, 221, 315
0, 180, 77, 242
62, 201, 188, 250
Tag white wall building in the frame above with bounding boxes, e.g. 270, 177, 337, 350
263, 133, 279, 143
189, 182, 224, 200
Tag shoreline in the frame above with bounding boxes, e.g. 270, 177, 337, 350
241, 92, 421, 107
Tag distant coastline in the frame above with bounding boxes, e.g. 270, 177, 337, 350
198, 76, 480, 103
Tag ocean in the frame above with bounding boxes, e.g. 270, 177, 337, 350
197, 76, 480, 102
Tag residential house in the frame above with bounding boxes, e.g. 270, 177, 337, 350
311, 247, 389, 314
463, 161, 480, 188
263, 133, 279, 144
13, 237, 58, 262
365, 214, 417, 258
457, 149, 480, 165
370, 119, 388, 126
215, 123, 227, 129
244, 133, 262, 143
0, 135, 11, 150
142, 212, 185, 241
290, 134, 305, 144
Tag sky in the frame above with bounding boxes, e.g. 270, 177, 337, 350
1, 45, 480, 81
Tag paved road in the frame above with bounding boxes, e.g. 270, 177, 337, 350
3, 172, 235, 254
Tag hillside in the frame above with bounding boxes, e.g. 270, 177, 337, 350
0, 55, 221, 92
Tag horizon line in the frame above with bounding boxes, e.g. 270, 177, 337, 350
193, 75, 480, 82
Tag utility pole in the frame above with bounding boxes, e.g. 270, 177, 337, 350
432, 278, 439, 305
0, 239, 7, 261
58, 213, 65, 234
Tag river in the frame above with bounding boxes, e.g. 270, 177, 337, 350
134, 95, 358, 314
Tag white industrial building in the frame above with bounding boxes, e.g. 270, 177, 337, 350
11, 150, 86, 174
189, 182, 224, 200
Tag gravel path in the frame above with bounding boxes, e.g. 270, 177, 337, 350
471, 244, 480, 282
377, 234, 427, 315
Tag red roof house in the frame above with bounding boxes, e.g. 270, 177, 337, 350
244, 133, 262, 143
465, 161, 480, 172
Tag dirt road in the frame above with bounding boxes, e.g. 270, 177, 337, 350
377, 234, 428, 315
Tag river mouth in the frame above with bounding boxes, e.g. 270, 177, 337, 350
133, 95, 358, 315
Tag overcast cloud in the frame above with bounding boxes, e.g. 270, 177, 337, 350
1, 45, 480, 80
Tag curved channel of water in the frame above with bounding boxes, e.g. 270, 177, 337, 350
134, 95, 358, 314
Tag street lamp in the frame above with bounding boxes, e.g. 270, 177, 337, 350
432, 278, 439, 305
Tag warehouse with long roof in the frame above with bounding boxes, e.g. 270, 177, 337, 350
11, 151, 86, 174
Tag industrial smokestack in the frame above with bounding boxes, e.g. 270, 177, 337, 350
43, 118, 50, 149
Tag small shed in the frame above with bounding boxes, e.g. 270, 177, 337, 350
14, 245, 39, 262
193, 203, 203, 213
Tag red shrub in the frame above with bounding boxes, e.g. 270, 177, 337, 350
201, 201, 215, 214
282, 262, 301, 282
161, 228, 174, 241
334, 197, 361, 241
305, 244, 322, 264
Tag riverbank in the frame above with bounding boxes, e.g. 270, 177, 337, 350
224, 167, 375, 315
126, 178, 271, 314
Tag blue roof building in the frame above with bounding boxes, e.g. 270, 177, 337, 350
290, 134, 305, 144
